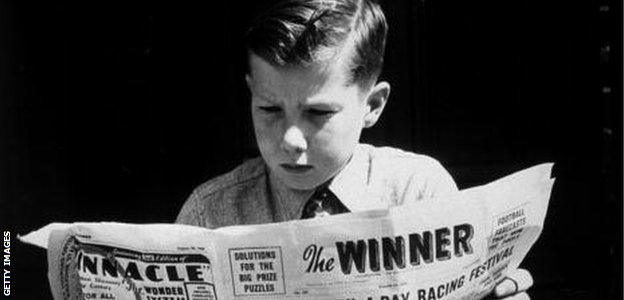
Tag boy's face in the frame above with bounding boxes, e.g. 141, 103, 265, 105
246, 53, 385, 190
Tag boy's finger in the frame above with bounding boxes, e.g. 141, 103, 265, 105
494, 269, 533, 297
501, 292, 530, 300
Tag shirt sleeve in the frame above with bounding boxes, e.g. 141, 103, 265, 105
400, 156, 459, 203
175, 190, 203, 226
424, 158, 459, 198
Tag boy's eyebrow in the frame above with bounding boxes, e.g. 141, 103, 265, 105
305, 95, 344, 108
255, 93, 280, 105
250, 85, 280, 104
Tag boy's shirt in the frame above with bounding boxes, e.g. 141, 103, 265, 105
175, 144, 458, 229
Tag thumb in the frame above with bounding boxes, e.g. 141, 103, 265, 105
495, 269, 533, 297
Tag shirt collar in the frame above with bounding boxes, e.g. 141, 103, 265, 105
267, 168, 315, 220
267, 144, 387, 217
328, 144, 387, 212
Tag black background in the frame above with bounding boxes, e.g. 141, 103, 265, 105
1, 1, 622, 299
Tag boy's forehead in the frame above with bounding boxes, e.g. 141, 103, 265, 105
248, 53, 357, 103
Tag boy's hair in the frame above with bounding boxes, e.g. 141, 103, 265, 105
245, 0, 388, 88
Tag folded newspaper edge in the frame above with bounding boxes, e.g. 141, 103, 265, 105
20, 163, 555, 300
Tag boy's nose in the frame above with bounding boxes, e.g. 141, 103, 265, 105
280, 125, 307, 154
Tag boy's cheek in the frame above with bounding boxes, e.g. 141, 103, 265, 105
316, 125, 361, 153
253, 122, 277, 145
256, 134, 277, 157
313, 140, 354, 166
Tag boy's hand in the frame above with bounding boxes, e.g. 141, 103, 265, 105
493, 269, 533, 299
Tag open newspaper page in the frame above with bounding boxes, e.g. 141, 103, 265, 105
31, 223, 220, 300
20, 163, 554, 300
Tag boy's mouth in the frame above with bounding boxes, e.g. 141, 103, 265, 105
280, 164, 313, 174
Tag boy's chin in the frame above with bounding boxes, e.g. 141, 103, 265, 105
280, 177, 323, 191
274, 170, 328, 191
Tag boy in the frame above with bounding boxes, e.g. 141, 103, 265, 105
176, 0, 532, 298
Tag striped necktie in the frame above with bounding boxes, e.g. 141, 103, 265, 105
301, 187, 349, 219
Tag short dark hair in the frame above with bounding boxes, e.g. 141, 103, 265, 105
245, 0, 388, 88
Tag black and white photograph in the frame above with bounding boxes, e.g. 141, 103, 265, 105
1, 0, 622, 299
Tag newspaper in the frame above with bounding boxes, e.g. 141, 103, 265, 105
20, 163, 554, 300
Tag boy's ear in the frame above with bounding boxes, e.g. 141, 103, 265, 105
363, 81, 391, 128
245, 74, 252, 90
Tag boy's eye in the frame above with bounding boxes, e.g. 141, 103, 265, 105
258, 106, 282, 113
307, 108, 336, 117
